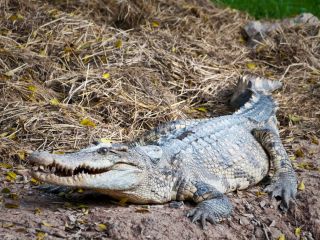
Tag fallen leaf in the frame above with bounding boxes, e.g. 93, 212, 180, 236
30, 178, 40, 185
135, 208, 151, 213
9, 193, 19, 200
77, 204, 89, 209
41, 221, 52, 227
96, 223, 107, 232
288, 114, 301, 123
9, 13, 24, 22
115, 39, 122, 48
50, 98, 60, 106
295, 227, 302, 237
2, 188, 11, 193
119, 197, 128, 206
256, 191, 267, 197
77, 188, 84, 193
17, 151, 26, 160
4, 203, 19, 209
294, 149, 304, 158
278, 234, 285, 240
102, 73, 110, 79
195, 107, 207, 112
6, 171, 17, 181
34, 208, 41, 215
311, 135, 319, 145
0, 163, 13, 169
3, 222, 14, 228
27, 85, 37, 92
151, 20, 160, 27
246, 62, 257, 70
100, 138, 112, 143
36, 231, 46, 240
80, 118, 96, 128
298, 181, 305, 191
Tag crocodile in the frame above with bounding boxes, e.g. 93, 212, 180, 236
29, 75, 297, 226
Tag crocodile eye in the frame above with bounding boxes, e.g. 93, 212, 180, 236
97, 147, 109, 154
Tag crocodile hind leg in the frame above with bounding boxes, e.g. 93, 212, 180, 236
186, 181, 233, 228
252, 129, 297, 210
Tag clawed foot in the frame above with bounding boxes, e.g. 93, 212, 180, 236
187, 197, 232, 228
264, 171, 297, 211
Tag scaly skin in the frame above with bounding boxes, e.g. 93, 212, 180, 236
29, 75, 297, 227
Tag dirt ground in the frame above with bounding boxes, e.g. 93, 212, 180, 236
0, 0, 320, 239
0, 140, 319, 239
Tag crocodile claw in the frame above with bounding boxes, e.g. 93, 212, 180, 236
187, 197, 232, 228
264, 171, 297, 211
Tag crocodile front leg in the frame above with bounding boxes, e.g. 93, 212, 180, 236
252, 129, 297, 210
185, 181, 233, 228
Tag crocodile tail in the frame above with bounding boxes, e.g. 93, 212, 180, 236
230, 75, 282, 108
231, 75, 282, 122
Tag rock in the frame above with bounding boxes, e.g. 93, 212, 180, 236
239, 216, 250, 226
254, 227, 264, 239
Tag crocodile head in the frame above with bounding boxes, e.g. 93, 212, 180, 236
29, 144, 173, 203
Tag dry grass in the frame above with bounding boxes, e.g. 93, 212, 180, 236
0, 0, 319, 163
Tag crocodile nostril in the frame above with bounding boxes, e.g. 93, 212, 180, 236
97, 147, 109, 154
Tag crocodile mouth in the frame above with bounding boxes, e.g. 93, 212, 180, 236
31, 161, 139, 183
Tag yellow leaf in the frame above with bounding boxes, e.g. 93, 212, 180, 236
7, 132, 16, 140
256, 191, 267, 197
52, 151, 65, 155
34, 208, 41, 215
39, 49, 46, 56
77, 188, 84, 193
102, 73, 110, 79
289, 155, 296, 161
4, 203, 19, 209
17, 151, 26, 160
41, 221, 52, 227
27, 85, 37, 92
298, 181, 305, 191
135, 207, 151, 213
30, 178, 40, 185
80, 118, 96, 128
6, 171, 17, 181
1, 188, 11, 193
295, 227, 302, 237
0, 132, 9, 138
246, 62, 257, 70
115, 39, 122, 48
311, 136, 319, 145
100, 138, 112, 143
36, 231, 46, 240
96, 223, 107, 232
9, 193, 19, 200
77, 204, 89, 209
151, 21, 160, 27
288, 114, 301, 123
294, 149, 304, 158
9, 13, 24, 22
3, 222, 14, 228
195, 107, 207, 112
119, 197, 128, 206
50, 98, 60, 106
278, 234, 285, 240
0, 163, 13, 169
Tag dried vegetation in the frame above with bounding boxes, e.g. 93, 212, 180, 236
0, 0, 319, 163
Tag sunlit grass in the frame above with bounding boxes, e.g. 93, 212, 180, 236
213, 0, 320, 19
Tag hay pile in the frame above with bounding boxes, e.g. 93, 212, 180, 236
0, 0, 319, 163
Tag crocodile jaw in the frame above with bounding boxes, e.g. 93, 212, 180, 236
29, 151, 144, 190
